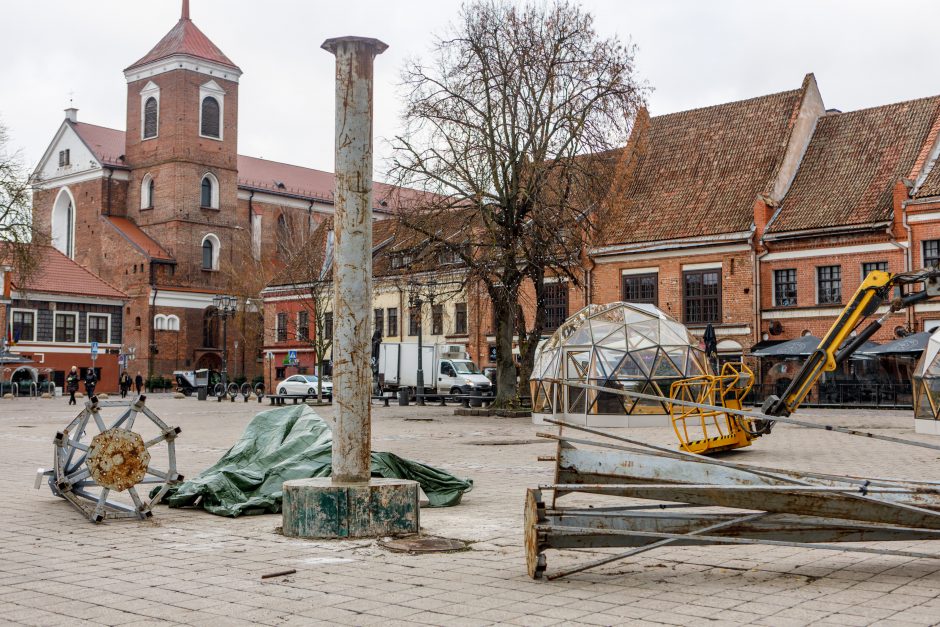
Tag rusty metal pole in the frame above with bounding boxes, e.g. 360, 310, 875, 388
322, 36, 388, 484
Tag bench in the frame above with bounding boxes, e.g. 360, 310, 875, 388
266, 393, 332, 406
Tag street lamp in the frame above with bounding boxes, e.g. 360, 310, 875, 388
408, 279, 437, 406
212, 294, 238, 397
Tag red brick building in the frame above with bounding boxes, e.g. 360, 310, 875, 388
3, 247, 128, 393
28, 3, 405, 382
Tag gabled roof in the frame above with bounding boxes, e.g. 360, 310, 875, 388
71, 122, 127, 168
768, 96, 940, 234
104, 217, 175, 262
126, 14, 239, 72
13, 247, 127, 300
602, 84, 807, 246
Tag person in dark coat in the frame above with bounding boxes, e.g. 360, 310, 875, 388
119, 371, 132, 398
135, 371, 144, 394
66, 366, 79, 406
84, 369, 98, 397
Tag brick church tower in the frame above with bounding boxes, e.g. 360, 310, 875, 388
123, 0, 244, 287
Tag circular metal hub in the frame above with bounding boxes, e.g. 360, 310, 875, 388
87, 428, 150, 491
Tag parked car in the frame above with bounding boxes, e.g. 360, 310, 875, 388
276, 374, 332, 399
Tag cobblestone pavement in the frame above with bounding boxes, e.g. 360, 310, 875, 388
2, 396, 940, 626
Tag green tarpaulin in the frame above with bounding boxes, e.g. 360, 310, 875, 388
157, 405, 473, 517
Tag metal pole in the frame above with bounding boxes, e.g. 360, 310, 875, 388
416, 297, 425, 406
221, 315, 228, 391
322, 36, 388, 485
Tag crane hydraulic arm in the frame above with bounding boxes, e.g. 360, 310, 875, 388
762, 268, 940, 418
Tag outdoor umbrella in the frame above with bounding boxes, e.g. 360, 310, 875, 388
859, 331, 931, 356
751, 335, 822, 357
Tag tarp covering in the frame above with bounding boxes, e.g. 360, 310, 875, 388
157, 405, 473, 516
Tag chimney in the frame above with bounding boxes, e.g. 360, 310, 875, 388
753, 195, 776, 244
891, 179, 912, 240
64, 107, 78, 123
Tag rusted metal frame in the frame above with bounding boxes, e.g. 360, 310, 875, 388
536, 524, 940, 560
549, 442, 940, 529
546, 484, 927, 496
542, 428, 940, 495
545, 512, 767, 580
542, 508, 940, 542
555, 380, 940, 453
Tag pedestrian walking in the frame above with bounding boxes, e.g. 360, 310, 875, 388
66, 366, 79, 406
135, 371, 144, 395
119, 371, 132, 398
84, 368, 98, 398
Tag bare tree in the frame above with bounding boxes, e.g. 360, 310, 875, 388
390, 0, 645, 407
0, 119, 43, 286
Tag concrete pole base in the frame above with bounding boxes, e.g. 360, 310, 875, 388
282, 477, 420, 539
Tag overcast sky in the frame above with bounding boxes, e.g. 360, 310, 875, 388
3, 0, 940, 179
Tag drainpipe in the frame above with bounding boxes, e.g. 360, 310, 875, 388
148, 263, 158, 380
901, 201, 915, 331
104, 168, 113, 216
752, 236, 767, 351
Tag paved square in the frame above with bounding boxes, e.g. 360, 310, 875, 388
2, 396, 940, 625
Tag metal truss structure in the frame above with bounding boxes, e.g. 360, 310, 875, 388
36, 396, 183, 523
526, 386, 940, 580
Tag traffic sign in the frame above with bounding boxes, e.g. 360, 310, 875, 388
287, 349, 298, 365
90, 342, 99, 359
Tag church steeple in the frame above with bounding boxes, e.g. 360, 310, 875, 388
124, 0, 240, 75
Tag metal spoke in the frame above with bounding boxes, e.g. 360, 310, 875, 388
546, 513, 767, 580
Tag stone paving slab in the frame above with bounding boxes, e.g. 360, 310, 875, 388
2, 397, 940, 625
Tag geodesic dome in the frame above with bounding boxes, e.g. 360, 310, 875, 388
531, 302, 709, 427
913, 328, 940, 423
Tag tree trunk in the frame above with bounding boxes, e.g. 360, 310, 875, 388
492, 296, 518, 408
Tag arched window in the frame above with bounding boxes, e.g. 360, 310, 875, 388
141, 174, 155, 209
154, 315, 166, 330
203, 307, 219, 348
143, 97, 158, 139
201, 233, 220, 270
166, 315, 180, 331
200, 173, 219, 209
201, 96, 220, 138
51, 188, 76, 259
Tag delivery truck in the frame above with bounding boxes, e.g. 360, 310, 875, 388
378, 343, 493, 397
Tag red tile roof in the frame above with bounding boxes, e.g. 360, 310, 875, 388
237, 155, 427, 211
68, 123, 420, 210
71, 122, 127, 168
126, 16, 239, 72
601, 84, 806, 246
104, 217, 174, 261
13, 247, 127, 300
769, 97, 940, 234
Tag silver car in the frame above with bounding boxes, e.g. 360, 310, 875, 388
276, 374, 332, 398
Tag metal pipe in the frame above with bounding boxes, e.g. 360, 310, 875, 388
322, 36, 388, 484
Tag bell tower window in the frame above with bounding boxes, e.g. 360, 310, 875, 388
200, 173, 219, 209
52, 188, 76, 259
201, 97, 220, 138
141, 174, 155, 210
139, 81, 160, 140
198, 80, 225, 140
